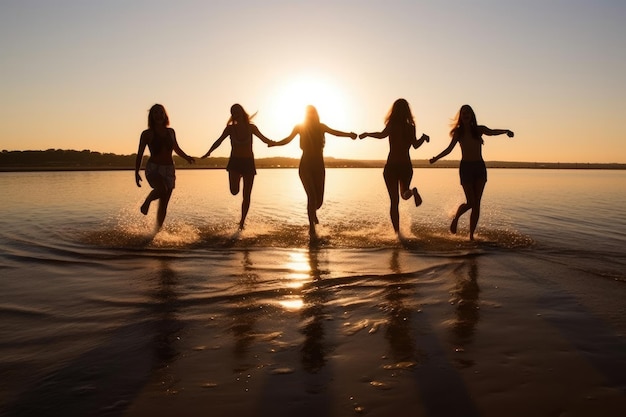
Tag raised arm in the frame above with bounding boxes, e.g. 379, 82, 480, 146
429, 137, 458, 164
201, 126, 230, 158
480, 125, 514, 138
359, 125, 389, 140
135, 131, 149, 187
273, 125, 299, 147
250, 124, 276, 146
408, 123, 429, 149
171, 129, 195, 164
412, 133, 430, 149
322, 124, 357, 140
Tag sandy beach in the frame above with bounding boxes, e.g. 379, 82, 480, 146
114, 250, 626, 417
6, 248, 624, 417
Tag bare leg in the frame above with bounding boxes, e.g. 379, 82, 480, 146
468, 179, 486, 241
305, 184, 319, 238
143, 176, 169, 229
412, 188, 422, 207
399, 169, 421, 207
401, 186, 411, 200
229, 171, 242, 195
300, 182, 317, 238
384, 171, 400, 234
450, 203, 470, 234
299, 161, 325, 239
239, 174, 254, 230
313, 167, 324, 226
156, 190, 172, 230
141, 190, 159, 215
307, 201, 317, 237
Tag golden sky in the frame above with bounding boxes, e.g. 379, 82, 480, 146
1, 1, 625, 163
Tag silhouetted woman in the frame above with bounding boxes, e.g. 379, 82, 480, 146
135, 104, 195, 229
201, 104, 275, 230
359, 98, 429, 235
430, 104, 514, 240
272, 105, 357, 240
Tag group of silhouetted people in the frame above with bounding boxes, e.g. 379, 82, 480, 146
135, 100, 514, 241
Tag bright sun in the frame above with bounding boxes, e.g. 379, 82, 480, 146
262, 74, 351, 136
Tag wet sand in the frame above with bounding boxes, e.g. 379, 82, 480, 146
114, 252, 626, 416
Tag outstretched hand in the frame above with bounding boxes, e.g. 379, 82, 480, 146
507, 130, 515, 138
349, 132, 358, 140
359, 133, 367, 139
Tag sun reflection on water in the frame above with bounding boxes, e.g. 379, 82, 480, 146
283, 250, 311, 291
278, 297, 305, 311
277, 250, 313, 310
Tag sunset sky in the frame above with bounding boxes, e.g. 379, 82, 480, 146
1, 0, 625, 163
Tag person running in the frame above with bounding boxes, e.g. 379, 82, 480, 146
271, 105, 357, 240
135, 104, 195, 230
430, 104, 514, 240
201, 103, 275, 230
359, 98, 429, 235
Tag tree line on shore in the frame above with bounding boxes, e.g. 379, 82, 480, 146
1, 149, 624, 170
0, 149, 354, 169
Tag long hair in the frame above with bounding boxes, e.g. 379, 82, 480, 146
148, 104, 170, 129
450, 104, 480, 141
301, 105, 324, 151
228, 103, 257, 125
304, 104, 321, 126
385, 98, 415, 128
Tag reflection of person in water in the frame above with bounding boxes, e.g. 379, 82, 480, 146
230, 250, 260, 359
201, 104, 276, 230
360, 99, 429, 235
152, 259, 181, 367
449, 257, 480, 352
300, 249, 330, 373
271, 105, 357, 240
383, 248, 417, 362
135, 104, 195, 230
430, 104, 514, 240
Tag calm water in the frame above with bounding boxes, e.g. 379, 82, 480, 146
1, 168, 625, 416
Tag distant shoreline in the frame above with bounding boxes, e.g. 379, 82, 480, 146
1, 161, 625, 172
1, 149, 625, 171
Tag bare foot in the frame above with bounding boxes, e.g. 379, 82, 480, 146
450, 217, 458, 234
412, 188, 422, 207
140, 201, 150, 215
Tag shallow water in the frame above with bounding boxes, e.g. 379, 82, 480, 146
1, 168, 625, 416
